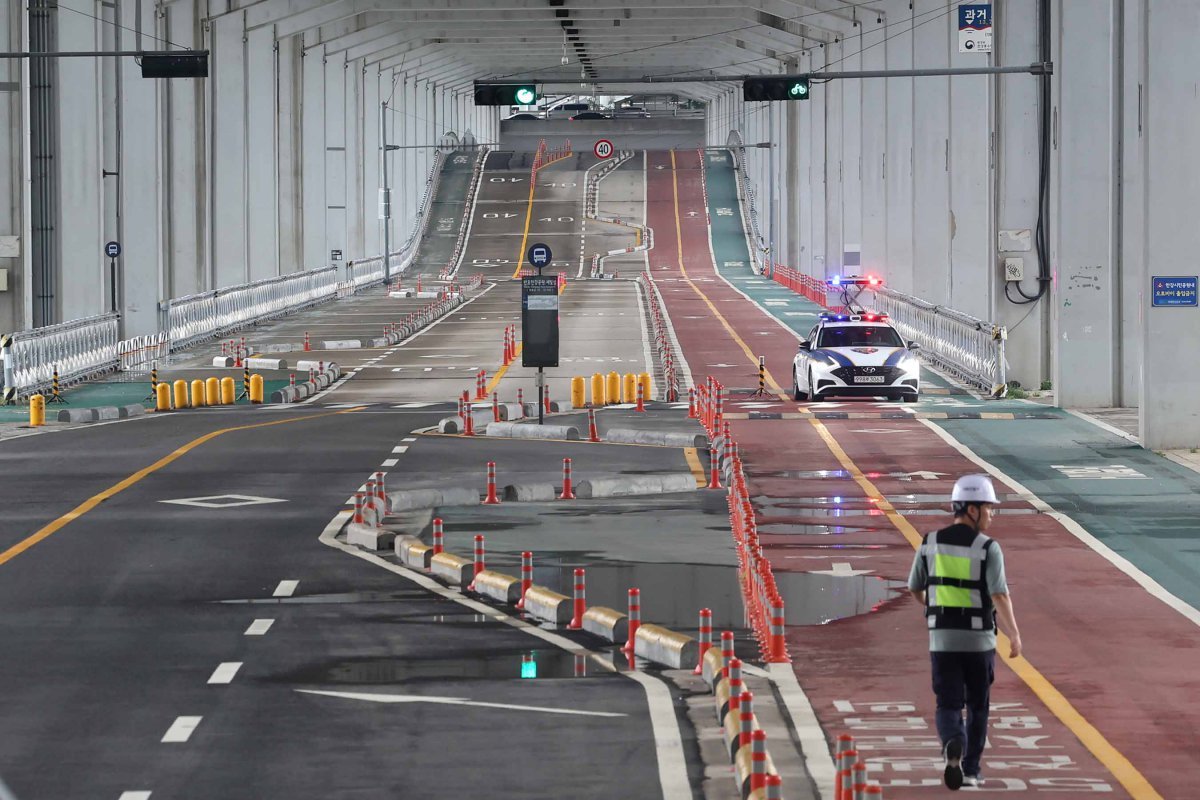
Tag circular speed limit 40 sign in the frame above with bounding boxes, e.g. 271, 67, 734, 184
593, 139, 614, 159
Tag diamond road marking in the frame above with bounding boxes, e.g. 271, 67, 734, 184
159, 494, 288, 509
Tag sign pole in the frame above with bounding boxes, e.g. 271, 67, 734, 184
522, 241, 558, 427
108, 256, 117, 314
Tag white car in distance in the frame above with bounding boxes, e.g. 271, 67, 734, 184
792, 312, 922, 402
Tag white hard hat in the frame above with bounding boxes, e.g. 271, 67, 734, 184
951, 474, 999, 504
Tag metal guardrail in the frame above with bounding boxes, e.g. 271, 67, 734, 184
164, 267, 339, 352
2, 313, 120, 400
867, 287, 1008, 397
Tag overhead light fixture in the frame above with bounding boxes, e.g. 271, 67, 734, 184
561, 30, 569, 66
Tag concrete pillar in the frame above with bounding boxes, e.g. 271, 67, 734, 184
994, 0, 1047, 389
0, 5, 26, 332
211, 12, 248, 288
797, 52, 814, 276
861, 14, 888, 274
363, 67, 381, 258
1140, 0, 1200, 449
300, 43, 325, 269
344, 60, 363, 260
1052, 0, 1119, 408
884, 0, 914, 293
1117, 0, 1145, 406
823, 42, 845, 277
808, 49, 827, 279
840, 36, 863, 278
278, 36, 302, 271
784, 97, 800, 270
911, 0, 950, 303
164, 0, 204, 297
247, 26, 278, 280
324, 57, 346, 272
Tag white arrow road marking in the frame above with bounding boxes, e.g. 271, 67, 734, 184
895, 470, 947, 481
809, 562, 875, 577
296, 689, 628, 717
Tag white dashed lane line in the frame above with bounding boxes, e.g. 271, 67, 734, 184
272, 580, 298, 597
392, 445, 409, 454
207, 662, 243, 685
381, 458, 399, 467
244, 619, 274, 636
119, 793, 152, 800
161, 716, 202, 743
402, 437, 416, 443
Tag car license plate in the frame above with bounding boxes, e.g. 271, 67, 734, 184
854, 375, 886, 384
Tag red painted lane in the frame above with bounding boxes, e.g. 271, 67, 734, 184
644, 149, 1197, 797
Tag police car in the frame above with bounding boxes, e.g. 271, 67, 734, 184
792, 308, 922, 403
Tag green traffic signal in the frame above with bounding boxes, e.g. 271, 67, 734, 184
788, 81, 809, 98
742, 76, 811, 102
514, 86, 537, 105
473, 82, 540, 106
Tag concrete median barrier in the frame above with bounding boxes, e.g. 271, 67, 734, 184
430, 552, 474, 587
502, 484, 556, 502
57, 408, 96, 423
395, 536, 434, 570
603, 428, 708, 448
345, 522, 394, 550
484, 421, 580, 441
521, 585, 572, 626
576, 473, 698, 499
270, 386, 298, 404
118, 404, 145, 418
93, 406, 121, 421
582, 606, 628, 643
471, 570, 522, 604
322, 340, 362, 350
497, 403, 525, 421
438, 411, 494, 434
701, 647, 724, 689
212, 356, 235, 367
634, 623, 699, 670
385, 487, 480, 511
245, 357, 286, 370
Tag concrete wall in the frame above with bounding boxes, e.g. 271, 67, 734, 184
0, 1, 498, 337
500, 118, 705, 153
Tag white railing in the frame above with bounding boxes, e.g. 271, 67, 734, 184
2, 313, 120, 399
164, 267, 339, 351
867, 287, 1008, 397
441, 146, 490, 280
726, 130, 768, 274
118, 331, 170, 371
583, 151, 653, 276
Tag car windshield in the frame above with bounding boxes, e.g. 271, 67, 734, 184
818, 325, 904, 348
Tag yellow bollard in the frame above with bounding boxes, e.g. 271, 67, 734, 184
622, 373, 637, 403
605, 371, 621, 406
155, 382, 171, 411
190, 379, 206, 408
220, 376, 236, 405
590, 372, 606, 407
29, 394, 45, 426
638, 372, 652, 403
205, 377, 220, 406
173, 379, 188, 410
570, 376, 586, 409
250, 373, 264, 404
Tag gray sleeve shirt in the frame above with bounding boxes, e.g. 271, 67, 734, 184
909, 535, 1009, 652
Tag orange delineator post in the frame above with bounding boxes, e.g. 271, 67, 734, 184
707, 446, 723, 490
304, 331, 310, 351
693, 608, 712, 675
635, 381, 645, 412
482, 461, 501, 504
750, 730, 768, 793
492, 391, 500, 423
559, 457, 576, 500
623, 587, 640, 652
516, 551, 533, 609
432, 518, 444, 555
587, 408, 600, 442
688, 387, 697, 418
568, 568, 586, 629
467, 534, 485, 591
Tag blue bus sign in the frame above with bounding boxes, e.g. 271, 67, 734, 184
1151, 276, 1198, 307
527, 242, 552, 271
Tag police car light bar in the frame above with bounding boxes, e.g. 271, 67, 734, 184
826, 275, 884, 287
819, 311, 890, 322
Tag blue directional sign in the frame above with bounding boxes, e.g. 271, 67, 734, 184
104, 240, 122, 258
958, 4, 992, 52
1151, 276, 1198, 307
527, 242, 552, 271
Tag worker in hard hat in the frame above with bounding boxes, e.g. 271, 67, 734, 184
908, 474, 1023, 791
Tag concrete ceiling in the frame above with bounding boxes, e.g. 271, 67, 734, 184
227, 0, 879, 95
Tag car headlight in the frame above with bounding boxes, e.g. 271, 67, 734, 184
900, 354, 921, 374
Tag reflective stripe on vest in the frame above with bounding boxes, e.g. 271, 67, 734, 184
922, 527, 994, 631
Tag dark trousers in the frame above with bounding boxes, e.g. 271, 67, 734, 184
931, 650, 995, 776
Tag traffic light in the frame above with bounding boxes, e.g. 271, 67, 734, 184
474, 82, 538, 106
742, 77, 810, 102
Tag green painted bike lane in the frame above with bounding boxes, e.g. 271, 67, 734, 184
703, 147, 1200, 614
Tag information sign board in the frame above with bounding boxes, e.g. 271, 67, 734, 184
1151, 276, 1198, 307
522, 276, 560, 367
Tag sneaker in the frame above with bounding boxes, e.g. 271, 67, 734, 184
943, 738, 964, 791
963, 774, 985, 788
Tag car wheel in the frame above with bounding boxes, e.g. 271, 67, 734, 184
888, 394, 905, 403
792, 370, 808, 401
903, 393, 919, 403
809, 371, 825, 402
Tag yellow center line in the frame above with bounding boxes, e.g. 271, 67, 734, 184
484, 344, 523, 396
683, 446, 706, 487
668, 150, 789, 402
512, 168, 539, 280
807, 416, 1163, 800
0, 406, 368, 568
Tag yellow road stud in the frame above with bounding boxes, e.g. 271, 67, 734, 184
29, 394, 45, 426
570, 376, 586, 409
155, 382, 171, 411
622, 373, 637, 403
205, 377, 220, 406
190, 379, 206, 408
250, 374, 264, 404
173, 379, 188, 410
220, 377, 236, 405
590, 372, 606, 407
606, 371, 621, 406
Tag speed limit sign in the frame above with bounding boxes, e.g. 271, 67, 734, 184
593, 139, 614, 159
